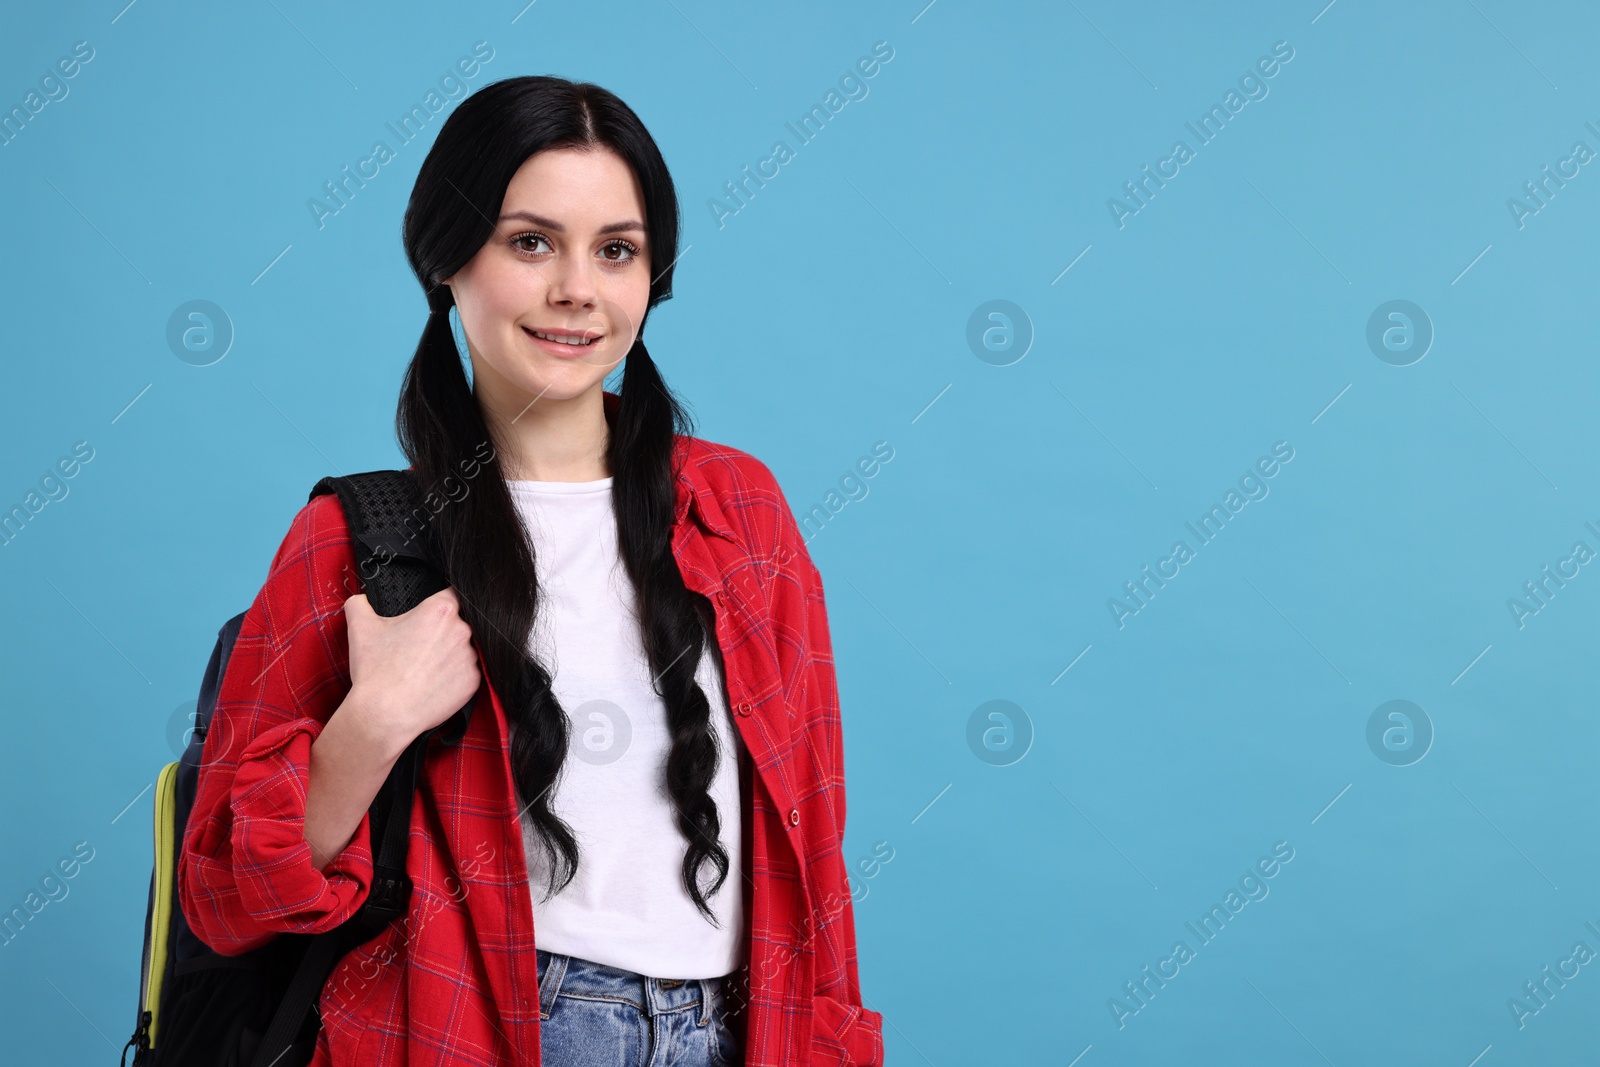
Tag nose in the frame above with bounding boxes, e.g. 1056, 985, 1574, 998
545, 253, 598, 308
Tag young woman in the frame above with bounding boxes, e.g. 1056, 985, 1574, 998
178, 76, 883, 1066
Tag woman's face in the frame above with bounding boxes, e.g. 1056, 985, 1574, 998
443, 146, 651, 421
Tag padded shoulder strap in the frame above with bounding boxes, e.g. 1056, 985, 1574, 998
310, 470, 443, 617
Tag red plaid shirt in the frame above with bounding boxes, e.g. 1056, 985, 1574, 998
178, 392, 884, 1066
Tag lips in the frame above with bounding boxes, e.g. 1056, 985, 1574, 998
523, 326, 601, 347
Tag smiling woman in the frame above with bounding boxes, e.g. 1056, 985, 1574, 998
178, 73, 883, 1067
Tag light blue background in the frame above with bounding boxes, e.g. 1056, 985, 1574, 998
3, 1, 1598, 1063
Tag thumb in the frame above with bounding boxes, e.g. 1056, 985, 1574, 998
343, 592, 374, 621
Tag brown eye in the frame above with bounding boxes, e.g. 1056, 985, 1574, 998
511, 232, 552, 255
602, 239, 641, 263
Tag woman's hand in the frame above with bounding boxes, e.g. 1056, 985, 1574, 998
343, 586, 482, 754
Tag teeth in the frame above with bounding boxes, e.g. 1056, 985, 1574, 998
531, 329, 595, 346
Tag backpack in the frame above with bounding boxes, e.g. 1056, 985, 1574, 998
122, 470, 474, 1067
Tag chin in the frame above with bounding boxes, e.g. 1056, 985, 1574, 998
521, 373, 609, 402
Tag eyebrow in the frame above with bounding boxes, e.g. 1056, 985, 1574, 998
498, 210, 646, 237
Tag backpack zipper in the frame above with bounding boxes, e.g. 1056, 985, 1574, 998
145, 762, 180, 1047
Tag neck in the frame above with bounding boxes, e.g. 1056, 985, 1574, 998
485, 384, 612, 482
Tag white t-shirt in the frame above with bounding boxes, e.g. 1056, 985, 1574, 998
504, 475, 745, 979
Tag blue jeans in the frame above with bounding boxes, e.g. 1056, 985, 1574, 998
536, 947, 744, 1066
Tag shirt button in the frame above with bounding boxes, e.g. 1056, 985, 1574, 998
788, 808, 800, 827
735, 702, 752, 717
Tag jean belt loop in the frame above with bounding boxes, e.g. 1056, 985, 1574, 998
538, 952, 569, 1020
698, 976, 714, 1027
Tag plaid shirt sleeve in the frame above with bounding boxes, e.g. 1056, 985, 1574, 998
766, 467, 886, 1067
179, 493, 378, 956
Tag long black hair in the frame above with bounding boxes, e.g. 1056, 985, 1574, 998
396, 75, 732, 922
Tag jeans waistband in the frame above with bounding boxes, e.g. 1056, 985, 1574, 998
536, 948, 730, 1026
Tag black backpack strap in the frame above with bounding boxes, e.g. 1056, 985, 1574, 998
311, 470, 444, 616
246, 470, 478, 1067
